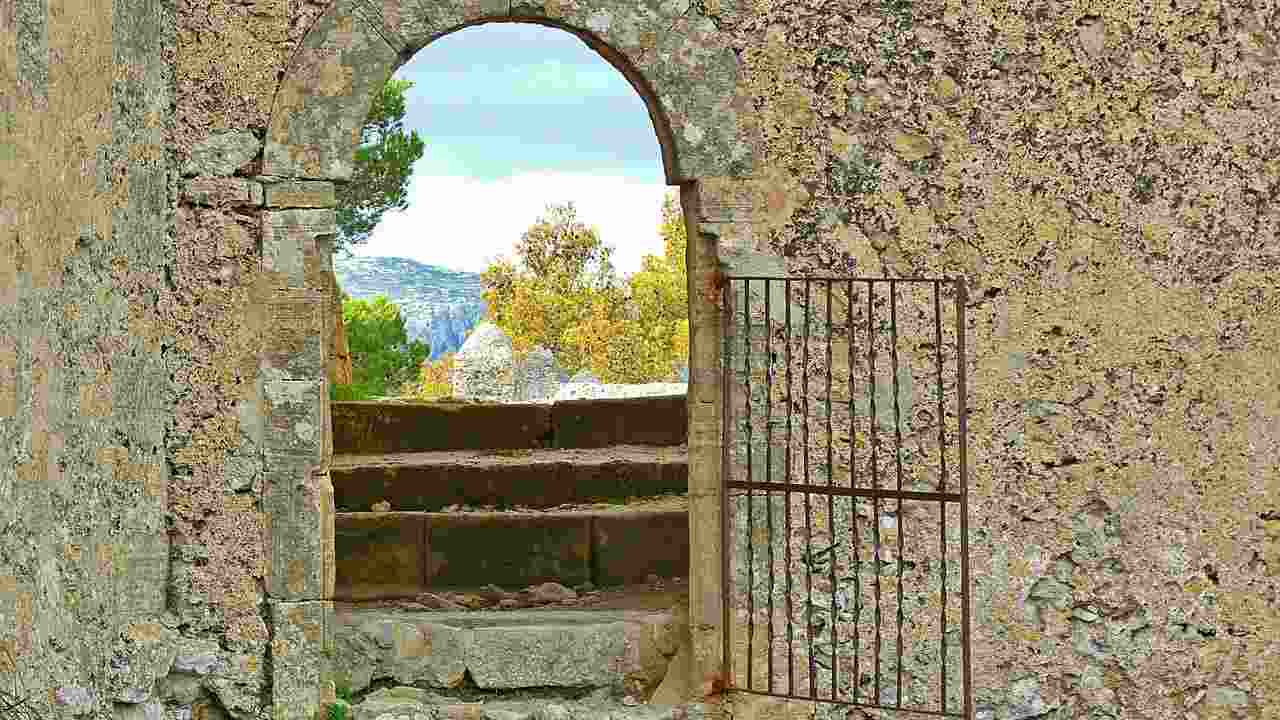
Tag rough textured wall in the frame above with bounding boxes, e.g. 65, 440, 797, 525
6, 0, 1279, 719
5, 0, 320, 718
0, 0, 194, 718
709, 0, 1279, 718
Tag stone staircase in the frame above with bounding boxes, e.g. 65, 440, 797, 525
327, 395, 711, 720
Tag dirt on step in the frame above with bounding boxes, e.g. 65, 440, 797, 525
334, 577, 689, 614
349, 492, 690, 515
331, 444, 688, 471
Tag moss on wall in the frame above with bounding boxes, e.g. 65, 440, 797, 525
3, 0, 1276, 718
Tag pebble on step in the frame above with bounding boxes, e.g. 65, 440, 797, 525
527, 582, 577, 604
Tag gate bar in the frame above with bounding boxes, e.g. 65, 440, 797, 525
719, 275, 973, 718
957, 280, 973, 720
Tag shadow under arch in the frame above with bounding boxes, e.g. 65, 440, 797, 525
255, 0, 761, 713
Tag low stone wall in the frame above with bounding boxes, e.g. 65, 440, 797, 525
550, 381, 688, 402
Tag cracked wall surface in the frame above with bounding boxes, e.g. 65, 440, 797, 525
3, 0, 1278, 719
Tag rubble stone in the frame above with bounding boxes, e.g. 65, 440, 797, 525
451, 322, 516, 401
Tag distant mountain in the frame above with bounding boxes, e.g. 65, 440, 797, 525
332, 254, 487, 359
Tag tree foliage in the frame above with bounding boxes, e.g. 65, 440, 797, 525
569, 191, 688, 382
481, 202, 624, 375
410, 351, 457, 400
333, 78, 427, 256
333, 295, 430, 401
481, 192, 688, 384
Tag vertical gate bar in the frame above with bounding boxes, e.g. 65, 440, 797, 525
848, 279, 860, 703
889, 279, 905, 709
826, 280, 838, 700
934, 280, 949, 713
715, 273, 966, 714
721, 279, 733, 690
785, 278, 795, 696
956, 278, 974, 720
744, 280, 754, 689
765, 279, 775, 694
803, 279, 816, 697
867, 279, 882, 704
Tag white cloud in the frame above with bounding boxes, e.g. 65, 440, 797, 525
352, 171, 675, 276
522, 60, 623, 95
406, 62, 635, 106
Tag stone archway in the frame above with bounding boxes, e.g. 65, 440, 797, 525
255, 1, 760, 716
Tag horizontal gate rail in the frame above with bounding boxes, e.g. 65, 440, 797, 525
720, 275, 973, 719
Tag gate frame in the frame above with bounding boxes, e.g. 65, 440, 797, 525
719, 275, 974, 719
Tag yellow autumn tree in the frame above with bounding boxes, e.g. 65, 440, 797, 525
568, 190, 687, 382
481, 201, 625, 376
410, 351, 456, 400
481, 193, 688, 383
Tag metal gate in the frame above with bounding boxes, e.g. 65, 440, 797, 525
720, 275, 973, 718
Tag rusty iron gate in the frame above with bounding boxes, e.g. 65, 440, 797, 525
720, 276, 973, 718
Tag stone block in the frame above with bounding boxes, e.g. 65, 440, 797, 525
181, 177, 264, 206
465, 622, 627, 690
261, 209, 334, 290
425, 513, 592, 588
329, 610, 679, 696
331, 626, 467, 694
334, 513, 427, 600
263, 379, 324, 461
262, 0, 403, 180
551, 395, 688, 448
556, 452, 687, 505
172, 638, 223, 675
182, 130, 262, 177
261, 290, 326, 380
330, 401, 552, 454
265, 181, 336, 208
263, 459, 334, 600
270, 600, 334, 720
592, 511, 690, 586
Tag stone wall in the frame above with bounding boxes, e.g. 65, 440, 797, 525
3, 2, 1278, 720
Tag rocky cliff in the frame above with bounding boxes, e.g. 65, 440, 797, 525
333, 254, 486, 358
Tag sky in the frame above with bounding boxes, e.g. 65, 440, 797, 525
350, 22, 674, 277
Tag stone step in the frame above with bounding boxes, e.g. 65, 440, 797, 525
332, 445, 688, 512
340, 685, 721, 720
335, 504, 688, 600
330, 608, 683, 700
332, 395, 687, 455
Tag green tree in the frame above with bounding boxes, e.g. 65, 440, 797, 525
333, 78, 427, 256
334, 295, 430, 401
481, 202, 625, 374
570, 190, 688, 382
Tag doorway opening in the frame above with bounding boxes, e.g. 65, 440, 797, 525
318, 20, 702, 709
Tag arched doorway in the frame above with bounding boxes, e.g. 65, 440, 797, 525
256, 0, 759, 714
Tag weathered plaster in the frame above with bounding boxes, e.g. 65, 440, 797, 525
4, 0, 1278, 719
